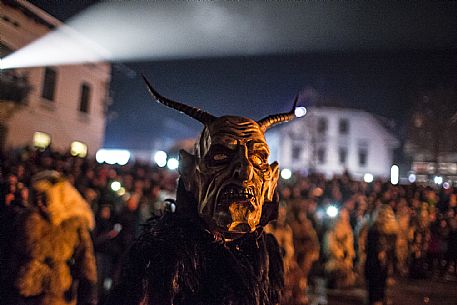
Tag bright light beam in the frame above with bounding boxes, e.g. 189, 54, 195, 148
1, 23, 111, 69
2, 2, 394, 69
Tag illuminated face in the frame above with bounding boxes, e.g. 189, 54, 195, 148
180, 116, 279, 237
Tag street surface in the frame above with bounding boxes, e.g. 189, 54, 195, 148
308, 276, 457, 305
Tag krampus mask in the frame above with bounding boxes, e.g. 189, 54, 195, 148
143, 76, 298, 239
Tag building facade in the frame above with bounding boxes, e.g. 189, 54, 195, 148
0, 1, 111, 156
267, 106, 399, 179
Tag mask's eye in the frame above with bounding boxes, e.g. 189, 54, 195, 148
213, 153, 228, 161
251, 155, 263, 166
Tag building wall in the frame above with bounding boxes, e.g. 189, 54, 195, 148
1, 1, 111, 156
272, 107, 398, 179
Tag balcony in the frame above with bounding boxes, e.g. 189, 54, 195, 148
0, 71, 32, 103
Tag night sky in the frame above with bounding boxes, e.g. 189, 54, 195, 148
28, 1, 457, 149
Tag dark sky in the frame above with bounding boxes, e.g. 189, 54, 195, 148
29, 1, 457, 149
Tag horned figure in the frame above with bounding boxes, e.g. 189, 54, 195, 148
107, 76, 301, 305
143, 76, 298, 238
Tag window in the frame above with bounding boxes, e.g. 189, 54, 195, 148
358, 140, 369, 167
41, 68, 57, 101
0, 42, 13, 57
79, 83, 91, 113
33, 132, 51, 149
317, 117, 328, 135
71, 141, 88, 158
292, 144, 302, 160
358, 148, 368, 167
339, 147, 347, 164
317, 147, 326, 164
339, 119, 349, 135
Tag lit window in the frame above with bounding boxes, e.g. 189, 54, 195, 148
339, 147, 347, 164
317, 117, 328, 135
317, 147, 326, 164
33, 132, 51, 149
79, 83, 91, 113
339, 119, 349, 134
41, 67, 57, 101
71, 141, 88, 158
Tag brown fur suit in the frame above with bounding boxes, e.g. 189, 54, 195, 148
3, 174, 97, 305
324, 208, 356, 289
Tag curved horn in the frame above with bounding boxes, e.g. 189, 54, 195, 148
142, 75, 216, 125
257, 94, 299, 132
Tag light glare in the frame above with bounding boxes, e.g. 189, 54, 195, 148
434, 176, 443, 184
154, 151, 168, 167
390, 165, 399, 185
363, 173, 374, 183
294, 107, 307, 118
408, 173, 416, 183
111, 181, 121, 192
96, 149, 130, 165
281, 168, 292, 180
326, 205, 338, 218
167, 158, 179, 170
70, 141, 88, 157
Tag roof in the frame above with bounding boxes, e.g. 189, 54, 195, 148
2, 0, 62, 29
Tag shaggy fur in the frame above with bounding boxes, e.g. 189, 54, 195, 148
107, 182, 284, 305
1, 178, 97, 305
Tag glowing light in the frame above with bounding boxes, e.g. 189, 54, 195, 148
116, 187, 126, 196
167, 158, 179, 170
33, 131, 51, 149
96, 149, 130, 165
363, 173, 374, 183
326, 205, 338, 218
443, 182, 450, 189
281, 168, 292, 180
110, 181, 121, 192
0, 58, 4, 70
154, 151, 168, 167
294, 107, 307, 118
70, 141, 87, 157
434, 176, 443, 184
391, 165, 399, 185
408, 173, 416, 183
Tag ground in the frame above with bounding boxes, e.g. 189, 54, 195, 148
308, 276, 457, 305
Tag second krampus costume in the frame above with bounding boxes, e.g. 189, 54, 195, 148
1, 171, 97, 305
106, 77, 302, 305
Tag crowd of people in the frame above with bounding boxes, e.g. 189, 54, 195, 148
1, 146, 457, 305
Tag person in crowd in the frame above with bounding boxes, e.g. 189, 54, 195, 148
265, 205, 298, 304
446, 216, 457, 278
409, 205, 431, 278
395, 199, 411, 276
288, 202, 320, 304
324, 208, 356, 289
1, 170, 97, 305
93, 204, 121, 301
365, 204, 399, 305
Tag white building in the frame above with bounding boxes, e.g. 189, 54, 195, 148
0, 1, 111, 156
267, 106, 399, 179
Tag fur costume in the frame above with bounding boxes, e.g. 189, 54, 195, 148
2, 173, 97, 305
106, 77, 301, 305
107, 182, 283, 305
365, 205, 399, 305
265, 205, 298, 305
324, 208, 356, 289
